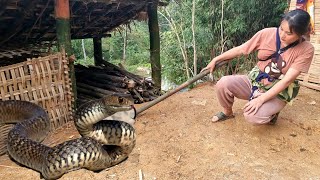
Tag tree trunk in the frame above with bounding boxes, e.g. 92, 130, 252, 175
180, 25, 190, 79
220, 0, 225, 53
55, 0, 76, 106
147, 0, 161, 90
81, 39, 87, 61
192, 0, 197, 76
122, 25, 127, 65
159, 10, 190, 79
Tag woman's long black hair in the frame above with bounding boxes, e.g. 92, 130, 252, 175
282, 9, 311, 36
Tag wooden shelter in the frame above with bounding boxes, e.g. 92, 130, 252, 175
289, 1, 320, 90
0, 0, 165, 154
0, 0, 164, 128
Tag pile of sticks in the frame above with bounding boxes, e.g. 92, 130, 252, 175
75, 61, 161, 105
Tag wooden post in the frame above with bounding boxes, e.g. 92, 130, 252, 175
55, 0, 77, 106
147, 0, 161, 90
93, 37, 103, 65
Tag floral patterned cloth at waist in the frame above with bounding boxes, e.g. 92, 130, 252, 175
248, 66, 300, 104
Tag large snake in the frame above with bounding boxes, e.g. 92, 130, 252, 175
0, 96, 136, 179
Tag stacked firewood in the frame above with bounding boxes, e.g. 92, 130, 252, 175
75, 61, 161, 105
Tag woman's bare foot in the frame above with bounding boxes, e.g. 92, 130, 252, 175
212, 108, 234, 122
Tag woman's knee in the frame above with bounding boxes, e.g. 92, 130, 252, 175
216, 76, 233, 90
243, 113, 270, 125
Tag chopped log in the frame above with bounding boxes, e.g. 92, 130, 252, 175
76, 63, 147, 85
146, 90, 157, 97
76, 95, 95, 106
77, 87, 105, 98
132, 89, 144, 103
127, 79, 136, 89
77, 82, 118, 96
76, 66, 126, 81
77, 75, 127, 89
144, 97, 157, 102
77, 94, 98, 102
100, 61, 145, 84
77, 85, 131, 100
90, 73, 130, 85
79, 79, 130, 94
141, 90, 150, 98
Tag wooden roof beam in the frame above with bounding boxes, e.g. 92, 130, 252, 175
72, 33, 111, 39
72, 4, 114, 37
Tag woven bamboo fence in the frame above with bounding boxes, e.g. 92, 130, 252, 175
0, 52, 73, 154
290, 0, 320, 90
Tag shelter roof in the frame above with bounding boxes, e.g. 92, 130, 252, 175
0, 0, 165, 64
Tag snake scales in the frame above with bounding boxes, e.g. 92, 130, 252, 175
0, 96, 136, 179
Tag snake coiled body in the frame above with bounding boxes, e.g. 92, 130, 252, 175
0, 96, 136, 179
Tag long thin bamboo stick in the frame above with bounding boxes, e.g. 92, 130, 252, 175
136, 61, 227, 114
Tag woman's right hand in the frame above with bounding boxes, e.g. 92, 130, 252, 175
203, 46, 242, 73
204, 59, 218, 73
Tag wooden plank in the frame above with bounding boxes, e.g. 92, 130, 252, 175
299, 81, 320, 91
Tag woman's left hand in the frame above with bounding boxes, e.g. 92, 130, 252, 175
243, 97, 264, 115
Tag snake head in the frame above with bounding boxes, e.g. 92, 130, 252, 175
101, 95, 135, 115
102, 95, 134, 106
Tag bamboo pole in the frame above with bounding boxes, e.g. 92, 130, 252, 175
136, 61, 228, 114
55, 0, 77, 107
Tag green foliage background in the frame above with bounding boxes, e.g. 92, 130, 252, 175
72, 0, 288, 85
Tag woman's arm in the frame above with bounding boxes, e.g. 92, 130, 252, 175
244, 67, 301, 114
259, 68, 300, 102
205, 46, 243, 73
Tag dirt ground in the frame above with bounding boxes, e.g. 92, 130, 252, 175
0, 82, 319, 179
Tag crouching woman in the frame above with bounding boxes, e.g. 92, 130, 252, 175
204, 9, 314, 125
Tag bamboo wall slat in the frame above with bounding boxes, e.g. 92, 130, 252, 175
290, 1, 320, 90
0, 53, 73, 129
